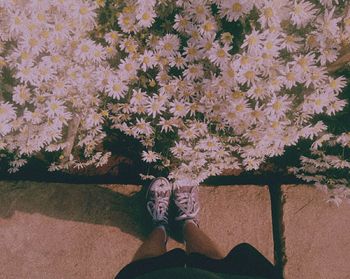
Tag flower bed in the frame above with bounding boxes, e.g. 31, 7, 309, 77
0, 0, 349, 203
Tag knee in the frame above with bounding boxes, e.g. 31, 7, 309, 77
235, 242, 255, 251
227, 242, 257, 257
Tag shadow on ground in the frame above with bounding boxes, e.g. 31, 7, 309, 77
0, 181, 151, 240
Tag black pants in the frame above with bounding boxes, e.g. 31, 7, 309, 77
115, 243, 279, 279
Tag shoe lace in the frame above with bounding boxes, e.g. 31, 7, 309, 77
147, 194, 169, 222
175, 190, 199, 220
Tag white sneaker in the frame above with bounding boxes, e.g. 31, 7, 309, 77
173, 185, 200, 227
146, 177, 172, 228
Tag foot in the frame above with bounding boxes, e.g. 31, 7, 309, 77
173, 184, 200, 227
146, 177, 172, 229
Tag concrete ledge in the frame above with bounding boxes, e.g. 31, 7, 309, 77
282, 185, 350, 279
0, 181, 273, 279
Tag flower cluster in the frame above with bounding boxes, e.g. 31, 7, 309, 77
0, 0, 112, 172
1, 0, 350, 203
290, 131, 350, 206
101, 0, 349, 189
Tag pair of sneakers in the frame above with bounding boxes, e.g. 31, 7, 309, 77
146, 177, 200, 234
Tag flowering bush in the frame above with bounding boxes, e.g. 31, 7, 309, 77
0, 0, 113, 172
0, 0, 350, 202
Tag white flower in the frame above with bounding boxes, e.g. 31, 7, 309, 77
219, 0, 253, 22
118, 10, 138, 33
220, 32, 234, 45
241, 29, 263, 55
304, 66, 328, 88
15, 63, 36, 84
85, 109, 103, 128
0, 121, 12, 136
13, 85, 31, 105
326, 100, 347, 116
104, 31, 121, 45
291, 53, 316, 73
134, 118, 153, 136
90, 43, 107, 63
136, 7, 156, 28
179, 126, 199, 141
158, 117, 179, 133
262, 31, 283, 57
316, 7, 341, 36
319, 0, 339, 8
200, 19, 217, 35
170, 141, 191, 158
75, 39, 95, 61
72, 1, 97, 25
237, 67, 259, 87
19, 34, 45, 55
157, 34, 180, 57
130, 89, 148, 106
46, 99, 65, 118
35, 61, 56, 83
265, 95, 291, 120
281, 65, 302, 89
187, 0, 210, 23
318, 47, 338, 66
242, 157, 262, 170
197, 136, 221, 151
170, 100, 190, 118
139, 50, 156, 71
119, 36, 138, 54
308, 92, 329, 114
198, 33, 216, 53
106, 77, 127, 100
7, 10, 28, 35
118, 58, 139, 80
183, 64, 204, 81
325, 76, 347, 94
169, 54, 187, 69
300, 121, 327, 140
258, 1, 284, 28
183, 42, 202, 62
51, 16, 71, 39
290, 0, 317, 28
281, 34, 303, 52
23, 108, 42, 124
208, 44, 231, 67
174, 14, 192, 33
146, 95, 167, 118
247, 83, 270, 100
221, 62, 238, 85
0, 101, 16, 122
142, 150, 160, 162
232, 99, 251, 116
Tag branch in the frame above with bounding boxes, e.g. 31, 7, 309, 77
62, 116, 81, 161
327, 47, 350, 73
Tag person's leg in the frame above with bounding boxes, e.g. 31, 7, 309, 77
173, 184, 224, 259
133, 226, 167, 262
183, 220, 224, 259
172, 184, 277, 278
115, 178, 184, 279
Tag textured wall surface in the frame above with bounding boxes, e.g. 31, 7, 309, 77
0, 181, 273, 279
